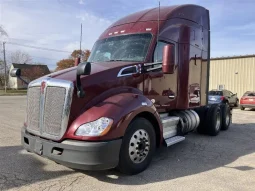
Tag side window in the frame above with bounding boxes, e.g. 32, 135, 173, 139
153, 41, 174, 63
229, 91, 233, 96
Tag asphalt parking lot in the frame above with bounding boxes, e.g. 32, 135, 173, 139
0, 96, 255, 191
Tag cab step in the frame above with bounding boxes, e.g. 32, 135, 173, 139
164, 136, 185, 147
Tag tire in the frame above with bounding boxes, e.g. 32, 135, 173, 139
195, 106, 208, 134
240, 106, 245, 110
205, 104, 222, 136
118, 117, 156, 175
221, 103, 231, 130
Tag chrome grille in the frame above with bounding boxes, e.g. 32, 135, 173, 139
27, 87, 40, 132
43, 87, 66, 136
26, 78, 74, 141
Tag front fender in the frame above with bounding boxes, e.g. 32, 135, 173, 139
63, 93, 162, 141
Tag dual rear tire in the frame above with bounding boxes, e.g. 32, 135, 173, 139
196, 103, 231, 136
206, 104, 222, 136
220, 103, 231, 130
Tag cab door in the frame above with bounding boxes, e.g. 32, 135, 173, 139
143, 41, 178, 112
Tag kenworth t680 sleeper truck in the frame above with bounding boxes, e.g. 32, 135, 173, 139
11, 4, 231, 175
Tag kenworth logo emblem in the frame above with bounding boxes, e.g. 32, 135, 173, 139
40, 81, 46, 94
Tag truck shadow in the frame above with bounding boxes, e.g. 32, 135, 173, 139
0, 146, 75, 190
82, 122, 255, 185
0, 123, 254, 189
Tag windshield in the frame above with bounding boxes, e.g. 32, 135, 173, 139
88, 33, 152, 62
243, 92, 255, 96
209, 91, 223, 96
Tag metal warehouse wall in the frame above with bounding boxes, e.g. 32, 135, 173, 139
209, 55, 255, 98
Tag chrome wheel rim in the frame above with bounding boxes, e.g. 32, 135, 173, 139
215, 112, 221, 131
129, 129, 150, 164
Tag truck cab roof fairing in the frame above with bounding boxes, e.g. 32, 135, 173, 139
106, 5, 209, 29
99, 5, 209, 41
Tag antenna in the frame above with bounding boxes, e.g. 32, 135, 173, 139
80, 23, 82, 59
156, 1, 160, 61
157, 0, 160, 44
75, 23, 82, 66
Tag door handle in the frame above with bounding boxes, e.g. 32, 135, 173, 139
168, 95, 175, 99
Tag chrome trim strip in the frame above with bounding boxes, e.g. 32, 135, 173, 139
39, 80, 46, 135
146, 65, 162, 71
143, 62, 162, 66
117, 65, 139, 77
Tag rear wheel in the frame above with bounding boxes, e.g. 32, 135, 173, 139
195, 106, 208, 134
240, 106, 245, 110
118, 117, 156, 175
221, 103, 231, 130
205, 104, 222, 136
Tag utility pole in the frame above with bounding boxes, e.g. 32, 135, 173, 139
80, 23, 82, 59
80, 23, 82, 53
3, 42, 6, 93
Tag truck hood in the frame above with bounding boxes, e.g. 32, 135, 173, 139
47, 61, 135, 82
45, 61, 144, 124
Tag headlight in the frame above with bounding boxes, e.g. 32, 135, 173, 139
75, 117, 113, 136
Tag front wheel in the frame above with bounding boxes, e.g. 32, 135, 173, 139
118, 117, 156, 175
240, 106, 245, 110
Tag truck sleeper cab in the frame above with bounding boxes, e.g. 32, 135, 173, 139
16, 4, 231, 175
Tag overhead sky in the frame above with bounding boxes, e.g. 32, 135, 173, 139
0, 0, 254, 70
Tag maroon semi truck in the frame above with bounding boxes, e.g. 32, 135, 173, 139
11, 4, 231, 175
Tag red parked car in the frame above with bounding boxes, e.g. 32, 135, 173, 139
240, 91, 255, 110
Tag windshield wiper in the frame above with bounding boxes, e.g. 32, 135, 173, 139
107, 59, 124, 61
106, 59, 138, 62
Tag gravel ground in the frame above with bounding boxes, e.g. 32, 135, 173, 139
0, 96, 255, 191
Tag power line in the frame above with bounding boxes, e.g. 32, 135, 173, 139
7, 53, 61, 61
6, 42, 72, 53
26, 55, 61, 61
4, 50, 65, 62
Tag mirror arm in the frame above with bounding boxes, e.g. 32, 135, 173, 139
17, 76, 29, 85
76, 74, 85, 98
75, 59, 91, 98
75, 57, 85, 98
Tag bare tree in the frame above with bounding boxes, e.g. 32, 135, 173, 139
0, 59, 4, 71
0, 25, 8, 40
0, 26, 9, 89
11, 50, 32, 64
0, 59, 6, 88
